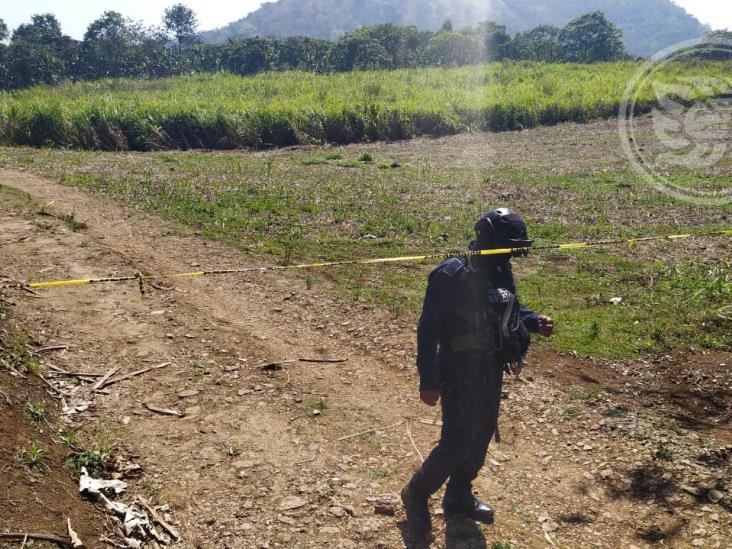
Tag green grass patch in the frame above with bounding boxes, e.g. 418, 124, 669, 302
26, 401, 46, 423
563, 404, 583, 420
21, 441, 50, 469
0, 104, 729, 360
65, 434, 114, 477
0, 62, 730, 151
654, 443, 675, 462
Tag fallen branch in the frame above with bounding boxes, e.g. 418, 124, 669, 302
337, 420, 405, 442
0, 389, 10, 405
406, 421, 424, 462
418, 418, 443, 427
0, 532, 72, 546
299, 357, 348, 364
137, 496, 181, 541
144, 403, 183, 417
91, 366, 120, 392
99, 363, 171, 390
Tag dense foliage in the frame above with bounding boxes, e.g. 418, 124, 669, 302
0, 10, 629, 90
1, 60, 729, 151
201, 0, 709, 57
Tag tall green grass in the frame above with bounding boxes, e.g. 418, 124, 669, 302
1, 61, 729, 151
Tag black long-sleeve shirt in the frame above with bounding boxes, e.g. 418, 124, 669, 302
416, 258, 540, 391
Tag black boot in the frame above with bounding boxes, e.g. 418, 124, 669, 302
443, 492, 495, 524
401, 482, 432, 534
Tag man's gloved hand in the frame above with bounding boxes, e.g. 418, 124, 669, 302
420, 390, 441, 406
538, 315, 554, 337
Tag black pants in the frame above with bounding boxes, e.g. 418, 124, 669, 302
410, 351, 503, 502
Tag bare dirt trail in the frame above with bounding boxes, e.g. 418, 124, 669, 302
1, 169, 730, 549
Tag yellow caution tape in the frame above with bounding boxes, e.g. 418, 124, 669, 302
5, 228, 732, 291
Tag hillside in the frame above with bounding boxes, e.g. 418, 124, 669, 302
201, 0, 709, 57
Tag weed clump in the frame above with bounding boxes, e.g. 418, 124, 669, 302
22, 441, 51, 469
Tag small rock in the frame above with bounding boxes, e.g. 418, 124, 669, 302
707, 490, 723, 503
691, 539, 704, 547
178, 389, 200, 398
374, 505, 395, 516
278, 496, 308, 511
319, 526, 340, 534
599, 469, 613, 479
542, 520, 559, 533
329, 506, 346, 518
682, 485, 701, 496
277, 515, 296, 525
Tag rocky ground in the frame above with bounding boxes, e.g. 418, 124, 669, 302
0, 167, 730, 549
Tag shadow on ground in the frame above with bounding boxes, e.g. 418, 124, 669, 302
397, 516, 488, 549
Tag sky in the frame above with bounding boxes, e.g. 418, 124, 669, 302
0, 1, 730, 39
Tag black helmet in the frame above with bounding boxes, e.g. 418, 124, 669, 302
474, 208, 533, 249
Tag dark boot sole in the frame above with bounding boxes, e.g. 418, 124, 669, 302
443, 509, 495, 525
401, 487, 433, 534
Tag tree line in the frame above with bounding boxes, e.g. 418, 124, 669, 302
0, 3, 703, 90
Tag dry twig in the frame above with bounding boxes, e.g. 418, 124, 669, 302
37, 373, 72, 397
259, 357, 348, 370
91, 366, 120, 392
406, 421, 424, 462
144, 403, 183, 417
258, 359, 298, 371
99, 362, 171, 390
137, 496, 181, 541
33, 344, 70, 354
337, 420, 405, 442
0, 532, 72, 546
67, 518, 85, 548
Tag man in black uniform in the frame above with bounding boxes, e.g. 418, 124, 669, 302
401, 208, 554, 534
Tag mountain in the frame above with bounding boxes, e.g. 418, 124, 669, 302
200, 0, 710, 57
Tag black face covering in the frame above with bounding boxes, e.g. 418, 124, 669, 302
468, 240, 510, 272
471, 209, 533, 272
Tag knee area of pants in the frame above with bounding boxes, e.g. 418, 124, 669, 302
438, 437, 476, 462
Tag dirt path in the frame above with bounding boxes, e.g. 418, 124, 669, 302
1, 169, 729, 549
